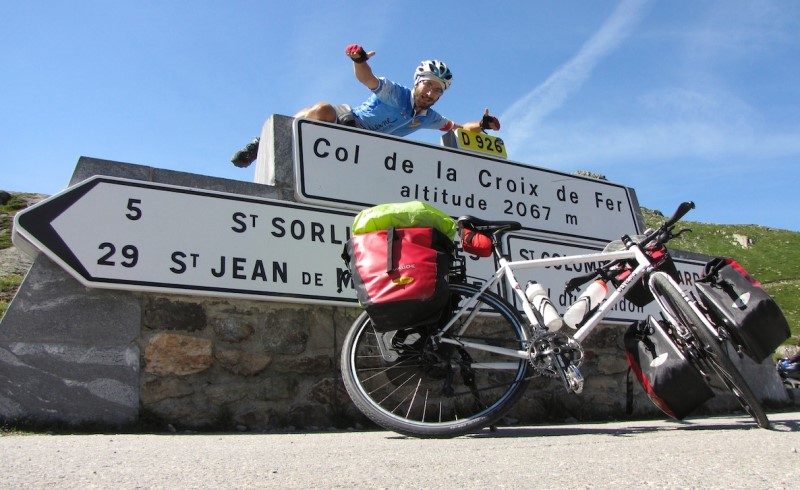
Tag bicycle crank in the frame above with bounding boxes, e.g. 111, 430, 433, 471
563, 363, 584, 394
527, 331, 584, 393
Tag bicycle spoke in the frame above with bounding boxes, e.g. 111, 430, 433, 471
422, 390, 429, 422
406, 379, 423, 418
356, 359, 425, 382
377, 372, 418, 405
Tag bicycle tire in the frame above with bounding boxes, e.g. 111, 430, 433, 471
650, 272, 771, 429
340, 282, 531, 438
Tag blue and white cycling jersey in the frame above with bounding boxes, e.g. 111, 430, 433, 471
351, 77, 453, 136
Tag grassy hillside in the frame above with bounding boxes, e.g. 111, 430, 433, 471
0, 193, 39, 315
0, 193, 34, 249
642, 208, 800, 348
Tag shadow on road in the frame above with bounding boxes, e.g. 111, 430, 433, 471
458, 416, 800, 439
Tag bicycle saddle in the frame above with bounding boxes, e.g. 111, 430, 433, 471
457, 216, 521, 235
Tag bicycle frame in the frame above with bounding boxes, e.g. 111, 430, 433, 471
436, 245, 655, 361
340, 200, 772, 434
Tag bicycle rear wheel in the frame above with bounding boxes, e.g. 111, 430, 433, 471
650, 272, 771, 428
340, 283, 531, 438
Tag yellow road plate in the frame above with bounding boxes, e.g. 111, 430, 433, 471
455, 128, 507, 159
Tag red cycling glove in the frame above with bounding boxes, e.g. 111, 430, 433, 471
480, 114, 501, 131
345, 44, 369, 63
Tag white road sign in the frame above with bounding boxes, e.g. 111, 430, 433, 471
13, 176, 361, 305
293, 119, 642, 243
12, 175, 705, 318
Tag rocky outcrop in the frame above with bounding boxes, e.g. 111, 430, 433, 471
0, 247, 33, 277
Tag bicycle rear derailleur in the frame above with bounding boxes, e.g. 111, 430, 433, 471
527, 331, 585, 394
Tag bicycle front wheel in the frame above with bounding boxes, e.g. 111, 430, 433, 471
650, 272, 771, 429
340, 283, 531, 438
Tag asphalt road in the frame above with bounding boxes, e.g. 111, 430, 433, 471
2, 411, 800, 488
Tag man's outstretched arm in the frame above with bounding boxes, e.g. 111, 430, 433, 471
453, 109, 501, 132
345, 44, 379, 90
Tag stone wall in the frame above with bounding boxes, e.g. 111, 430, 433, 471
136, 294, 775, 431
138, 294, 361, 430
139, 298, 630, 430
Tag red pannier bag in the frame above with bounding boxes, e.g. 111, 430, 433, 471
344, 227, 455, 332
695, 257, 789, 362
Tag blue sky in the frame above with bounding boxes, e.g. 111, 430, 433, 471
2, 1, 799, 230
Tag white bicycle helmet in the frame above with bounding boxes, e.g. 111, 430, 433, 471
414, 60, 452, 91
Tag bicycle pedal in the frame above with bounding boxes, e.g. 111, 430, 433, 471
566, 365, 584, 394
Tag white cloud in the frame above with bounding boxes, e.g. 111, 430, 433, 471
500, 0, 653, 151
516, 117, 800, 172
500, 1, 800, 175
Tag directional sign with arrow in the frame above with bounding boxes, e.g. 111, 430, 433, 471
13, 176, 362, 305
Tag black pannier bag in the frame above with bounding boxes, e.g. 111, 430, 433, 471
343, 227, 455, 333
624, 317, 714, 420
695, 257, 789, 362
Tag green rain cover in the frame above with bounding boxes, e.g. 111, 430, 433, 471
352, 201, 457, 239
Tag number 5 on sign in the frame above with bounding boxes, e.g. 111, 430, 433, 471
455, 128, 507, 159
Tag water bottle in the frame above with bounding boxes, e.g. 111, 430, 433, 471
563, 280, 608, 329
525, 281, 564, 331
